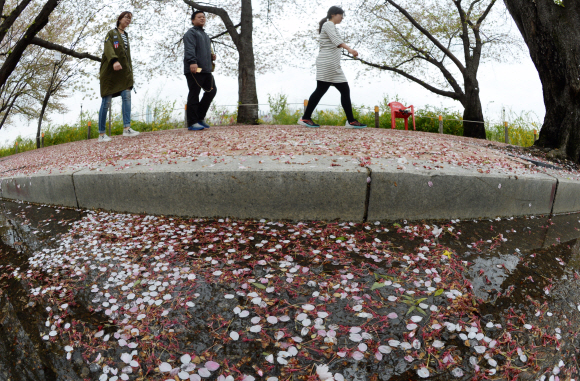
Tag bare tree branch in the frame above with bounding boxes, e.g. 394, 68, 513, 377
0, 0, 60, 88
349, 54, 462, 100
385, 0, 466, 73
476, 0, 496, 26
30, 37, 100, 62
182, 0, 241, 46
210, 23, 241, 40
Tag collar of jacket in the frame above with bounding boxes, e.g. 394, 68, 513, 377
193, 26, 205, 31
115, 28, 129, 37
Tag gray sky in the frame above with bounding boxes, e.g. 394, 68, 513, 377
0, 0, 545, 144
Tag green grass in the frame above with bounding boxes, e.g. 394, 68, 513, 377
0, 117, 182, 158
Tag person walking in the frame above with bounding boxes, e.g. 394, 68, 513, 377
98, 11, 140, 142
298, 6, 367, 129
184, 11, 217, 131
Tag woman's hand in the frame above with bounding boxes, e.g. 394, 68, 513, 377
113, 62, 122, 71
348, 48, 359, 58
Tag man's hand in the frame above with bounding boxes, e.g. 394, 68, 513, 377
190, 63, 199, 73
211, 54, 216, 61
113, 62, 122, 71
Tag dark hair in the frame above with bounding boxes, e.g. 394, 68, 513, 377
116, 11, 132, 28
192, 10, 205, 20
319, 6, 344, 33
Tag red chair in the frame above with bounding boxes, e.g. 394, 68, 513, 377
388, 102, 415, 131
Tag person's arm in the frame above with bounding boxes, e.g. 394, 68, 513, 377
184, 30, 198, 73
338, 43, 358, 58
103, 31, 122, 71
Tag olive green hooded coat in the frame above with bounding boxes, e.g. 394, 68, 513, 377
99, 28, 133, 97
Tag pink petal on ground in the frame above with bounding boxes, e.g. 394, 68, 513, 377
352, 351, 364, 360
198, 368, 211, 377
387, 312, 398, 319
205, 361, 219, 371
159, 362, 172, 372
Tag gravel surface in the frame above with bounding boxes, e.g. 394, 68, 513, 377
1, 126, 579, 180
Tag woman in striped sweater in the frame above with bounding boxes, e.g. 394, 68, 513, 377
298, 6, 366, 129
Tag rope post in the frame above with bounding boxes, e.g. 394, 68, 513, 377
184, 104, 188, 128
41, 132, 45, 148
303, 99, 308, 114
87, 121, 92, 139
504, 121, 509, 144
108, 102, 112, 136
14, 141, 18, 154
374, 106, 379, 128
533, 129, 537, 143
438, 115, 443, 134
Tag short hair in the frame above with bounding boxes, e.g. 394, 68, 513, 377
116, 11, 132, 28
192, 11, 205, 20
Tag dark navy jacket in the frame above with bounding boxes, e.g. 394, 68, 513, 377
183, 26, 212, 74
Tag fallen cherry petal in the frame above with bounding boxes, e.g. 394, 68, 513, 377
159, 363, 172, 372
197, 368, 211, 377
417, 368, 430, 378
181, 354, 192, 364
205, 361, 219, 371
352, 351, 364, 360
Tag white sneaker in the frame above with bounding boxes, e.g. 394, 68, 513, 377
98, 134, 112, 142
123, 128, 140, 137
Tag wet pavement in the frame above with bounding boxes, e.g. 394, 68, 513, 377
0, 201, 579, 381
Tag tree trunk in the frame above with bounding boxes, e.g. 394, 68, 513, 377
236, 0, 258, 124
36, 90, 50, 149
504, 0, 580, 162
461, 74, 486, 138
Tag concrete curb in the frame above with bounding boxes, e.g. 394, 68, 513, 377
71, 156, 368, 221
1, 170, 79, 208
367, 159, 558, 221
1, 155, 579, 221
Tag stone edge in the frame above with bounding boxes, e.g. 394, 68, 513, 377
1, 158, 579, 221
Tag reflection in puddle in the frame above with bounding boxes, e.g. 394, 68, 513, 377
466, 253, 521, 301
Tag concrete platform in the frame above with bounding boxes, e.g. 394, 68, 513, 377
0, 155, 578, 222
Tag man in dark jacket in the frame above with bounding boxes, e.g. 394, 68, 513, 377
184, 11, 217, 131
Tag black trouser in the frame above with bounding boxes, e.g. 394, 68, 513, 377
303, 81, 355, 123
185, 73, 217, 126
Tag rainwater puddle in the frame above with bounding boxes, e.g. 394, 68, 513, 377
0, 201, 579, 380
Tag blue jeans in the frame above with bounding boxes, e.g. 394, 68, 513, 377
98, 89, 131, 134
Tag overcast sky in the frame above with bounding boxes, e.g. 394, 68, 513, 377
0, 0, 545, 145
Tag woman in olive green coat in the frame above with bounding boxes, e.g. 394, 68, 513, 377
98, 11, 140, 142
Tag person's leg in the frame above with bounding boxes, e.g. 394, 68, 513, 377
334, 82, 355, 123
120, 89, 131, 130
197, 75, 217, 121
185, 74, 203, 126
98, 95, 112, 135
303, 81, 332, 120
